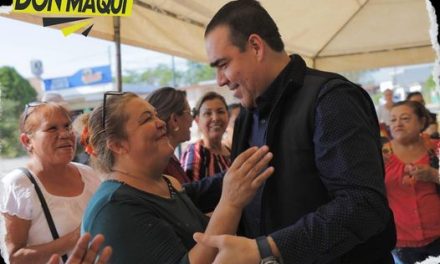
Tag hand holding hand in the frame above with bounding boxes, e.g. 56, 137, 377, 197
193, 232, 260, 264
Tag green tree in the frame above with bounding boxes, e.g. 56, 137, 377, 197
122, 60, 215, 87
0, 66, 37, 157
423, 74, 437, 104
123, 64, 182, 86
122, 69, 143, 84
370, 92, 382, 106
183, 61, 215, 84
140, 64, 182, 86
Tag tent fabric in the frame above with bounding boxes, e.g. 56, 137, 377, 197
2, 0, 436, 72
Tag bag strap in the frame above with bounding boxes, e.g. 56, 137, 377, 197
18, 168, 68, 263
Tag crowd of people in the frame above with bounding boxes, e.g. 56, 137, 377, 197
0, 0, 439, 263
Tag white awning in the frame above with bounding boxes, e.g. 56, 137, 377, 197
2, 0, 436, 72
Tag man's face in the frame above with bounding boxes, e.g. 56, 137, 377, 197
205, 26, 260, 108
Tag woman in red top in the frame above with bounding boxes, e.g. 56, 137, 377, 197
385, 100, 440, 264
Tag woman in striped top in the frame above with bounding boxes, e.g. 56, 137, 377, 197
181, 92, 231, 182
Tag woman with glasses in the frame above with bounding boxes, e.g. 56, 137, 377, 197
0, 102, 100, 264
384, 101, 440, 263
181, 92, 231, 182
81, 92, 273, 263
146, 87, 193, 184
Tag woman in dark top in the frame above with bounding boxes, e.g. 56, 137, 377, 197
81, 92, 274, 264
146, 87, 193, 184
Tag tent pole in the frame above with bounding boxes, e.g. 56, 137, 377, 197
113, 17, 122, 92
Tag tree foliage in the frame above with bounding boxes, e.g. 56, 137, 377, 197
183, 61, 215, 85
122, 60, 215, 87
0, 67, 37, 157
423, 74, 438, 104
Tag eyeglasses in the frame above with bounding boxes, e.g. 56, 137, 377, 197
23, 101, 46, 124
102, 91, 127, 129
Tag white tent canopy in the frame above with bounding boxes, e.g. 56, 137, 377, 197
3, 0, 436, 72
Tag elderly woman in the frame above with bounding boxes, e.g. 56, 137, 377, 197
81, 92, 273, 263
0, 102, 99, 264
181, 92, 231, 182
146, 87, 193, 183
385, 101, 440, 264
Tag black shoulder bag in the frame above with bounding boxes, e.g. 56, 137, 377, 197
18, 168, 68, 263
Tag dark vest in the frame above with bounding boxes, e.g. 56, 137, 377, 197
231, 55, 395, 263
232, 64, 343, 232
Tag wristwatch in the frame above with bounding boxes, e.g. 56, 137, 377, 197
256, 236, 280, 264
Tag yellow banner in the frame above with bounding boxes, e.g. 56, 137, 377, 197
12, 0, 133, 16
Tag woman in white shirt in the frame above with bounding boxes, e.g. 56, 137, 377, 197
0, 102, 99, 264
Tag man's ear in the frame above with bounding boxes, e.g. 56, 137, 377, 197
248, 34, 265, 60
20, 133, 33, 152
107, 138, 128, 155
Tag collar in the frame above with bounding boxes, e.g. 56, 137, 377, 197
254, 54, 304, 117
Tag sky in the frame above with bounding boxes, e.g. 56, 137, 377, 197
0, 16, 188, 79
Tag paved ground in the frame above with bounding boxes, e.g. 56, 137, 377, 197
0, 156, 29, 178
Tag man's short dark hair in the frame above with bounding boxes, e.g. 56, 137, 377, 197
205, 0, 284, 52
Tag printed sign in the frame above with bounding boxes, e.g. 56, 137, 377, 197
44, 65, 112, 91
